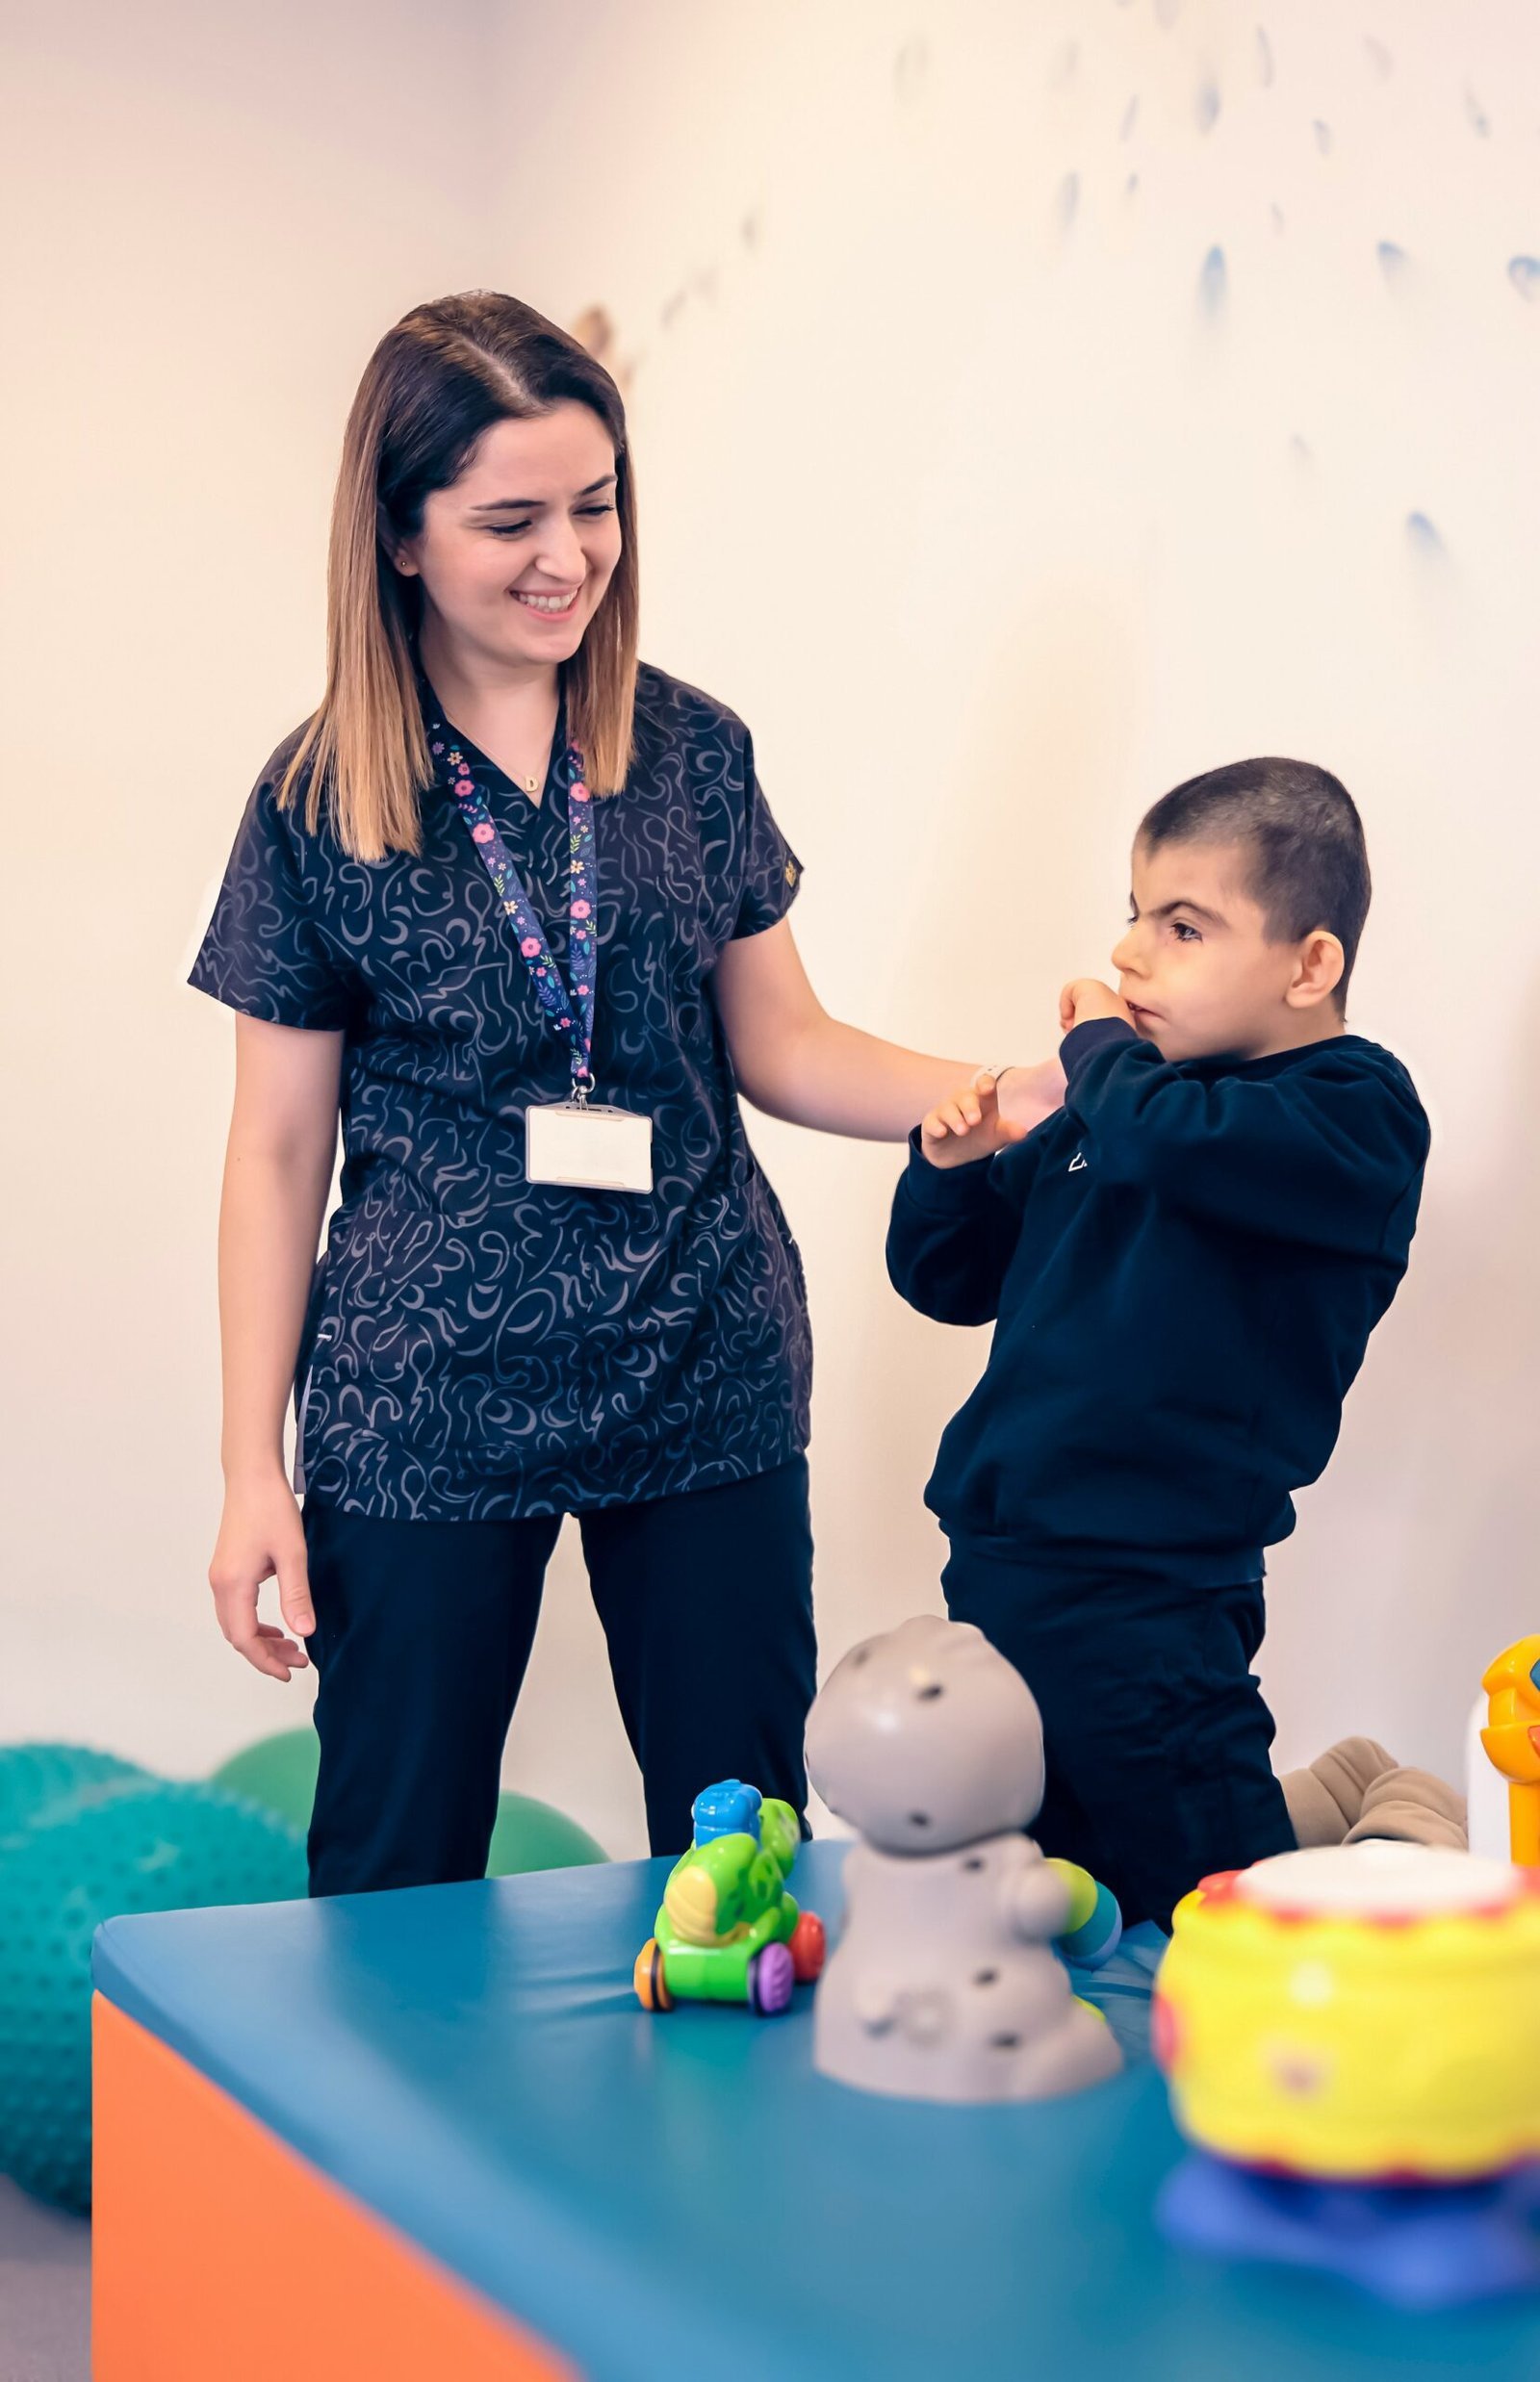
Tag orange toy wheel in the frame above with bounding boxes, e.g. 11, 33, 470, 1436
633, 1938, 674, 2011
789, 1911, 826, 1984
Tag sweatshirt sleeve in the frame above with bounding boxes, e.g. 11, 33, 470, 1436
886, 1131, 1030, 1325
1060, 1020, 1429, 1257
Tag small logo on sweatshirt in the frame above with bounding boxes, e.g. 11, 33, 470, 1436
1068, 1150, 1088, 1173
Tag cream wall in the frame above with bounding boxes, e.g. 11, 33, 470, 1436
1, 0, 501, 1773
6, 1, 1538, 1858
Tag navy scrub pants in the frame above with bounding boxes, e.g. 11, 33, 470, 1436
302, 1457, 817, 1897
942, 1543, 1296, 1930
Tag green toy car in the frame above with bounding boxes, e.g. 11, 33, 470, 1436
633, 1780, 826, 2016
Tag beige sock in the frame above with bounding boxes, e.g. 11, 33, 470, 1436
1345, 1765, 1469, 1852
1281, 1736, 1399, 1848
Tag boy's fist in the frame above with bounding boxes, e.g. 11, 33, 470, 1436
919, 1068, 1028, 1169
1059, 979, 1135, 1035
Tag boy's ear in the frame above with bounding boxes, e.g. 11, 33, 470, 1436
1286, 928, 1346, 1012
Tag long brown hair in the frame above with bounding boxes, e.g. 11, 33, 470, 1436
280, 292, 639, 859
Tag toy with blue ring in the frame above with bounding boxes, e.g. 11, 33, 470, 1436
1050, 1862, 1123, 1968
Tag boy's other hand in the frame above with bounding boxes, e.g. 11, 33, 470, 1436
919, 1068, 1028, 1169
1059, 978, 1135, 1035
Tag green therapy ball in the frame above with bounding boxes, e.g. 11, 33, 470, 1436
210, 1728, 320, 1834
0, 1778, 306, 2211
487, 1790, 607, 1875
0, 1744, 149, 1847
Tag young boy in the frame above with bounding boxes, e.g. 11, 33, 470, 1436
886, 757, 1430, 1928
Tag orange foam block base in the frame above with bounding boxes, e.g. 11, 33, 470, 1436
92, 1992, 576, 2381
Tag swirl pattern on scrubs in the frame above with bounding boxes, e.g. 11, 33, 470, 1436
191, 664, 812, 1520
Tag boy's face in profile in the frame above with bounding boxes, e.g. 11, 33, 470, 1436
1111, 837, 1338, 1064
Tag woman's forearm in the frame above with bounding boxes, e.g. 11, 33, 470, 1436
218, 1138, 335, 1481
738, 1016, 980, 1140
712, 919, 1006, 1142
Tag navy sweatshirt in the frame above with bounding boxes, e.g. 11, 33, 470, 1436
886, 1021, 1429, 1581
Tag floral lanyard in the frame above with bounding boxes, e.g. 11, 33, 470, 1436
436, 728, 599, 1099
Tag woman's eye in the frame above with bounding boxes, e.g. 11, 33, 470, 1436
488, 505, 612, 538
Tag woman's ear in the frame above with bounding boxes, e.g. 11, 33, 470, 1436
377, 499, 418, 576
1286, 928, 1346, 1012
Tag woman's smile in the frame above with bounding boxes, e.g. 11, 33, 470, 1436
512, 584, 583, 617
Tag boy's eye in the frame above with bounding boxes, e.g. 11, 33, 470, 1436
1171, 920, 1201, 943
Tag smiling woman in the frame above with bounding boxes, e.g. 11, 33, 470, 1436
278, 294, 639, 858
395, 411, 628, 799
191, 290, 1067, 1896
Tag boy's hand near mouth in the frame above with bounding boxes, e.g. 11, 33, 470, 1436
1059, 979, 1135, 1034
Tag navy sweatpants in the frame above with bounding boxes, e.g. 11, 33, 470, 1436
942, 1544, 1296, 1929
302, 1458, 817, 1897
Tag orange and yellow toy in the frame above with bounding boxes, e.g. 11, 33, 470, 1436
1481, 1635, 1540, 1866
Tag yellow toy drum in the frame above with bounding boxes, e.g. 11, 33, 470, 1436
1154, 1844, 1540, 2182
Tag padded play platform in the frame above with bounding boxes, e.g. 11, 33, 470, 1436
92, 1840, 1540, 2379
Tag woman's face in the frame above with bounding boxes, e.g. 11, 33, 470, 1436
395, 401, 624, 672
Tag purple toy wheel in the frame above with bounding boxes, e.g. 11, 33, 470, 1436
748, 1940, 795, 2016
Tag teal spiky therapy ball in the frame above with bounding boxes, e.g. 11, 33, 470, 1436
0, 1779, 305, 2210
0, 1743, 148, 1847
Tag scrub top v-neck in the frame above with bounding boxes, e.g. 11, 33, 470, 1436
190, 662, 812, 1522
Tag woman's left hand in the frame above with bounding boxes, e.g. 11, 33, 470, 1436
991, 1058, 1066, 1138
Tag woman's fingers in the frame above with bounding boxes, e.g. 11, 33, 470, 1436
207, 1479, 314, 1679
276, 1539, 316, 1642
224, 1594, 297, 1679
210, 1552, 311, 1679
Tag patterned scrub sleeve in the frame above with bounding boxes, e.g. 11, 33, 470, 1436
733, 733, 805, 939
189, 763, 356, 1030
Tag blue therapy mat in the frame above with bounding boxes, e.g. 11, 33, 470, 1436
93, 1839, 1540, 2381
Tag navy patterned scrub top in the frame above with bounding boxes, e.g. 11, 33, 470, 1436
191, 663, 813, 1521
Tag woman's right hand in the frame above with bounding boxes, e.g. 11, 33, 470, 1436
208, 1468, 316, 1680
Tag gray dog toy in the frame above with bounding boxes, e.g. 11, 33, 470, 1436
806, 1615, 1123, 2102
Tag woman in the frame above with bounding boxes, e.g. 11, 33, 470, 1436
196, 291, 1059, 1891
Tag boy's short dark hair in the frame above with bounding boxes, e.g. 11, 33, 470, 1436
1139, 757, 1372, 1008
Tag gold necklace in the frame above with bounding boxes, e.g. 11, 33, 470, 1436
521, 730, 556, 797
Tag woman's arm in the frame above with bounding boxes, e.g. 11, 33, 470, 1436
207, 1014, 343, 1678
711, 918, 1063, 1141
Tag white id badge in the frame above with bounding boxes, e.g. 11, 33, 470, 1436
525, 1100, 654, 1193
